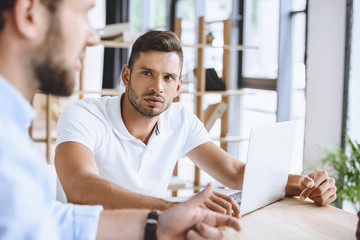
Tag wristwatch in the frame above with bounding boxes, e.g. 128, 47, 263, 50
144, 210, 160, 240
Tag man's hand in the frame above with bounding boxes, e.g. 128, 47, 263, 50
157, 184, 241, 240
298, 171, 337, 206
203, 191, 240, 218
356, 211, 360, 240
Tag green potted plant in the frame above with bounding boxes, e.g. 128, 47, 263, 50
322, 137, 360, 211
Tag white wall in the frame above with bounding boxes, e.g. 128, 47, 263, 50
304, 0, 346, 170
83, 0, 106, 92
347, 0, 360, 142
343, 0, 360, 215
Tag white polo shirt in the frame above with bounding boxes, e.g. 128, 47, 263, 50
56, 95, 211, 197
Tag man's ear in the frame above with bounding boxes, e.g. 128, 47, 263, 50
121, 65, 130, 87
13, 0, 49, 40
174, 77, 183, 97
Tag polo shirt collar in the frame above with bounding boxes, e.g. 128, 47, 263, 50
154, 111, 173, 142
0, 75, 36, 131
107, 94, 173, 144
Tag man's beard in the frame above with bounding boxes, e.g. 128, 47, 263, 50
33, 13, 75, 97
127, 77, 172, 118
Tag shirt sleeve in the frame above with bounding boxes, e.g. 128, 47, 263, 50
0, 119, 104, 240
0, 123, 60, 240
51, 201, 103, 240
181, 108, 211, 156
56, 101, 100, 152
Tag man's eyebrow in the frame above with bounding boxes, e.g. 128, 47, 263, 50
138, 67, 179, 78
166, 72, 179, 79
139, 67, 153, 72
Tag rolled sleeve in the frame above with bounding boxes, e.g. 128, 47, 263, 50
52, 201, 103, 240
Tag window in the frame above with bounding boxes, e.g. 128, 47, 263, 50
131, 0, 167, 31
238, 0, 307, 173
243, 0, 279, 79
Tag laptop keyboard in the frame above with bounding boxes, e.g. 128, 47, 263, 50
229, 190, 242, 206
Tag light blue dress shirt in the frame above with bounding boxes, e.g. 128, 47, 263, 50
0, 75, 103, 239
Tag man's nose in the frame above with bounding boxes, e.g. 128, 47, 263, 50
150, 77, 164, 93
86, 27, 101, 47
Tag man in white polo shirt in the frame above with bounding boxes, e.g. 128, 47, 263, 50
55, 31, 337, 217
56, 94, 209, 198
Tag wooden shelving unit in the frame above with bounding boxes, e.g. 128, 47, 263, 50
173, 17, 248, 192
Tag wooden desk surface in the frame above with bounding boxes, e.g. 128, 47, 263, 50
223, 197, 357, 240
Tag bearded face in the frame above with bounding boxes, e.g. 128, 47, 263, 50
33, 12, 75, 97
127, 75, 173, 118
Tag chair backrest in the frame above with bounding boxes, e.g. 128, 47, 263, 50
56, 175, 67, 203
45, 164, 57, 200
45, 164, 67, 203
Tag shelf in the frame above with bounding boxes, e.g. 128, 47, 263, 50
74, 89, 254, 97
180, 89, 249, 96
33, 137, 57, 143
182, 43, 256, 51
74, 90, 255, 99
211, 136, 249, 143
75, 89, 122, 96
101, 40, 256, 51
101, 40, 133, 48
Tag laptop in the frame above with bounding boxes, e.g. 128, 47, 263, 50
215, 121, 296, 216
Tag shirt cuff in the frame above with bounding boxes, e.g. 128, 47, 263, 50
73, 204, 104, 240
52, 201, 104, 240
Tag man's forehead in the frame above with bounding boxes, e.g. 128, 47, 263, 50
134, 51, 181, 74
136, 51, 181, 65
62, 0, 95, 9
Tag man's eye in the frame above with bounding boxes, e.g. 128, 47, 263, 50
142, 71, 151, 76
165, 76, 174, 81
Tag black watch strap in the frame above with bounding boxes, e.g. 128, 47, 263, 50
144, 210, 160, 240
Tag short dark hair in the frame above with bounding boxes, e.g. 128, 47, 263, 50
128, 31, 183, 73
0, 0, 60, 32
0, 0, 13, 31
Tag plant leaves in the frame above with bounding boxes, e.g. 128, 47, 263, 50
322, 136, 360, 210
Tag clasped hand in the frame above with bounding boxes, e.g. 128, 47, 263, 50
298, 170, 337, 206
203, 191, 240, 218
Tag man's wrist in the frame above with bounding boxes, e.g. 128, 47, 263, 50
144, 210, 160, 240
159, 198, 176, 210
155, 210, 168, 240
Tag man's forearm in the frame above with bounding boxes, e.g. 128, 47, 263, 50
187, 142, 245, 190
223, 161, 245, 190
97, 209, 148, 240
65, 172, 174, 210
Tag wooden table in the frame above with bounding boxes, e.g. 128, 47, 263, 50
223, 197, 357, 239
